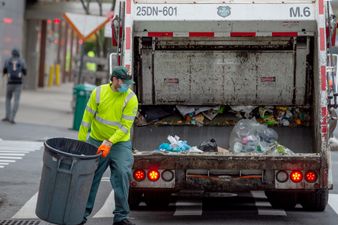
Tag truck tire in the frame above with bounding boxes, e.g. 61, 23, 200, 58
144, 192, 171, 209
265, 191, 297, 209
128, 191, 143, 210
300, 189, 328, 211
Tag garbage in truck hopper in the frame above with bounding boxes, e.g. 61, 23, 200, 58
198, 138, 218, 152
135, 105, 311, 128
153, 128, 293, 156
157, 135, 225, 154
158, 135, 191, 152
135, 105, 308, 156
229, 119, 295, 155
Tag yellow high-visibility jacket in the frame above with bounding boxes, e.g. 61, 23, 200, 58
78, 83, 138, 144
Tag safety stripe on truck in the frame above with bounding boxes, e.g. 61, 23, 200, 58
124, 0, 133, 74
319, 0, 324, 15
322, 107, 328, 135
320, 28, 325, 51
321, 66, 327, 91
138, 31, 314, 38
126, 27, 131, 49
126, 0, 131, 15
317, 0, 327, 140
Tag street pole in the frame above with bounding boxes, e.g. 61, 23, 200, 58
38, 20, 47, 88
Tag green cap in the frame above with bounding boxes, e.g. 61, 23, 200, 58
111, 66, 134, 85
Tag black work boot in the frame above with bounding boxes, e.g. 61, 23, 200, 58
113, 219, 136, 225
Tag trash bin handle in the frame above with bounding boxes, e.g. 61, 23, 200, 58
57, 158, 76, 174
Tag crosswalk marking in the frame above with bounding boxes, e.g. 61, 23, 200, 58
251, 191, 287, 216
0, 156, 22, 159
93, 191, 115, 218
101, 177, 110, 182
0, 159, 16, 162
0, 140, 43, 169
12, 193, 38, 219
0, 153, 25, 156
10, 191, 338, 219
0, 150, 32, 153
0, 147, 39, 151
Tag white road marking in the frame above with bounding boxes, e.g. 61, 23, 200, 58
0, 151, 31, 153
101, 177, 110, 182
0, 156, 22, 159
0, 140, 43, 169
12, 192, 38, 219
93, 190, 115, 218
329, 193, 338, 215
0, 148, 38, 151
0, 153, 25, 156
0, 159, 15, 162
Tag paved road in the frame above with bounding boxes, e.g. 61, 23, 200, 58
0, 140, 338, 225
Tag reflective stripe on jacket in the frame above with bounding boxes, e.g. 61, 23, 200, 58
78, 83, 138, 144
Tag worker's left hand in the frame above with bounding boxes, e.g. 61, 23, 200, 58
97, 140, 112, 158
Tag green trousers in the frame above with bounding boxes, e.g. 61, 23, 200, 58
84, 136, 133, 223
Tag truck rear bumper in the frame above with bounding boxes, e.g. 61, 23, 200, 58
132, 153, 328, 191
133, 152, 321, 170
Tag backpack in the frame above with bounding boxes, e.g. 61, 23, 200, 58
7, 59, 23, 80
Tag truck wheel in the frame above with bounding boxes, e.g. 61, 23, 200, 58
144, 192, 171, 209
265, 191, 297, 209
128, 191, 143, 210
300, 189, 328, 211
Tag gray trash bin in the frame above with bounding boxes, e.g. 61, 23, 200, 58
36, 138, 100, 225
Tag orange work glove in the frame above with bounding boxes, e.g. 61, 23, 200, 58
97, 140, 112, 158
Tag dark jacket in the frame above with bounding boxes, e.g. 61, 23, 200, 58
2, 57, 27, 85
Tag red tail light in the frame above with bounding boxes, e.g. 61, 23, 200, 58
147, 169, 160, 182
290, 170, 303, 183
305, 171, 317, 183
133, 169, 145, 182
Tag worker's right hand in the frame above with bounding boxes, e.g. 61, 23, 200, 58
97, 140, 112, 158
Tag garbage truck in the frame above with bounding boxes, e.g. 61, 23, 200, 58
109, 0, 338, 211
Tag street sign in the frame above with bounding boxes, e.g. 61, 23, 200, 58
63, 13, 110, 41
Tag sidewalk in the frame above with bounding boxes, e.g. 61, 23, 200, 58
0, 83, 78, 141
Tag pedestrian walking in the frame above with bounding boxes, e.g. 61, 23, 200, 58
2, 48, 27, 124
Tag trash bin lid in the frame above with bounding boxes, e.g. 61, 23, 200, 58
74, 83, 96, 92
44, 138, 100, 160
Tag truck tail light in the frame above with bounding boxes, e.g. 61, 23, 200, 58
290, 170, 303, 183
161, 170, 174, 182
305, 171, 317, 183
148, 169, 160, 182
276, 170, 288, 183
133, 169, 146, 182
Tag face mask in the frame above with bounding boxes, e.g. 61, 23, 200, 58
118, 83, 129, 93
